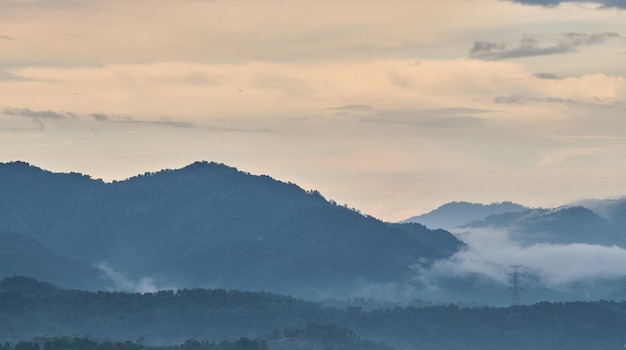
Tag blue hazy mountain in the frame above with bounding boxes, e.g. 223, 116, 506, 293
463, 205, 625, 247
0, 161, 463, 298
401, 201, 528, 230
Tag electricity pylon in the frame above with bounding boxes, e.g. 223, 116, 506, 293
509, 265, 523, 306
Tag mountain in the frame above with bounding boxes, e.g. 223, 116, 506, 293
401, 201, 528, 230
463, 205, 625, 247
0, 161, 463, 298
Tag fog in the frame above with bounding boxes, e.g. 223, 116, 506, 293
422, 227, 626, 291
96, 262, 173, 294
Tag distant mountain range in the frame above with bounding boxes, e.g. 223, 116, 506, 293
3, 161, 626, 305
402, 199, 626, 247
400, 198, 626, 304
0, 161, 463, 299
401, 201, 528, 230
462, 203, 626, 247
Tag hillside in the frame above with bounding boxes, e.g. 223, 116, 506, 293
0, 161, 463, 298
0, 231, 105, 290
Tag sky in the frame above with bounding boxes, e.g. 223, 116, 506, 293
1, 0, 625, 222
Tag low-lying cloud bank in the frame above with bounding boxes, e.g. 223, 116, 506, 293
421, 227, 626, 289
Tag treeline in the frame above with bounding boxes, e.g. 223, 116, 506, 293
1, 323, 392, 350
0, 336, 268, 350
0, 283, 330, 342
2, 277, 626, 349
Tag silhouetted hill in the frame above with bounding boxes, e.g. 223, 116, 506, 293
0, 161, 462, 297
401, 201, 528, 230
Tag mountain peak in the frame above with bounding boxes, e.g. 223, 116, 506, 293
0, 161, 43, 173
183, 160, 228, 170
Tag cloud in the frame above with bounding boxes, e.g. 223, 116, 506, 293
1, 107, 75, 133
3, 108, 270, 133
536, 147, 603, 167
0, 70, 31, 81
359, 107, 490, 128
529, 73, 625, 105
493, 95, 576, 105
3, 107, 73, 120
3, 60, 621, 126
91, 113, 197, 128
4, 109, 195, 129
503, 0, 626, 9
329, 104, 373, 112
422, 227, 626, 289
96, 262, 169, 294
563, 31, 623, 45
90, 113, 110, 122
297, 105, 493, 127
90, 112, 271, 133
203, 126, 272, 133
125, 120, 198, 128
3, 119, 45, 132
533, 72, 563, 80
549, 134, 626, 141
470, 32, 622, 60
300, 105, 491, 127
387, 70, 415, 90
290, 104, 375, 120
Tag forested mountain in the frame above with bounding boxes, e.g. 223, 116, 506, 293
0, 161, 462, 298
2, 277, 626, 350
401, 201, 528, 230
463, 205, 626, 247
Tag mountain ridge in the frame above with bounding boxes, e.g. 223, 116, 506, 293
0, 161, 463, 299
462, 204, 625, 247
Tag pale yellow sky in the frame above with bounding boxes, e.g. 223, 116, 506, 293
1, 0, 625, 221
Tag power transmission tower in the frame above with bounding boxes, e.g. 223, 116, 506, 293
509, 265, 523, 306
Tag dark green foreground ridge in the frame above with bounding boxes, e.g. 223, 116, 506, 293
1, 277, 626, 350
